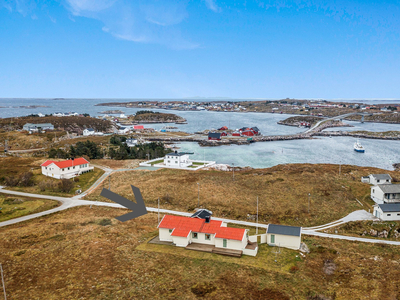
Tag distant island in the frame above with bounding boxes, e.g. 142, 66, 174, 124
99, 110, 125, 114
130, 110, 186, 123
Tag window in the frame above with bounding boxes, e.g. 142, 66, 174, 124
169, 229, 173, 233
205, 234, 211, 240
387, 214, 391, 216
175, 161, 178, 164
168, 160, 170, 163
192, 232, 198, 239
397, 214, 400, 216
372, 189, 374, 193
45, 167, 47, 170
62, 169, 64, 171
73, 166, 75, 169
377, 179, 380, 183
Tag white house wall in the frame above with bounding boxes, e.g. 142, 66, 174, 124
267, 233, 301, 250
190, 232, 215, 245
172, 236, 190, 247
159, 228, 173, 242
373, 207, 400, 221
371, 186, 385, 204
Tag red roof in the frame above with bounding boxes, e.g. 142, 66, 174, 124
134, 125, 144, 129
158, 215, 246, 241
41, 157, 89, 169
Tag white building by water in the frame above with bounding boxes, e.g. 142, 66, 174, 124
164, 152, 191, 168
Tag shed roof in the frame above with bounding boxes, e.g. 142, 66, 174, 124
267, 224, 301, 237
191, 209, 212, 219
208, 132, 221, 138
85, 128, 95, 131
378, 204, 400, 212
376, 184, 400, 193
370, 174, 392, 180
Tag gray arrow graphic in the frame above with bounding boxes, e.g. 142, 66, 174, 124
100, 185, 148, 222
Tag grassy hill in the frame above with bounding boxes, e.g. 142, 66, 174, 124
84, 163, 393, 227
1, 206, 400, 299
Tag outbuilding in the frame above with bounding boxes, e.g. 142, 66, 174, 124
373, 203, 400, 221
362, 174, 392, 185
266, 224, 302, 250
208, 132, 221, 140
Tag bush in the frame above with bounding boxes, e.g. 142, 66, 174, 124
19, 172, 34, 187
58, 179, 74, 193
289, 265, 299, 273
5, 176, 19, 187
98, 218, 112, 226
38, 181, 47, 191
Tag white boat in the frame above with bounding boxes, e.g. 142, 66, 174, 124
354, 140, 365, 153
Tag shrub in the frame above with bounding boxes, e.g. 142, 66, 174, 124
289, 265, 299, 273
5, 176, 19, 187
58, 179, 74, 193
38, 181, 47, 191
19, 172, 34, 187
98, 218, 112, 226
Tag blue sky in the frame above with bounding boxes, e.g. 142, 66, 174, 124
0, 0, 399, 99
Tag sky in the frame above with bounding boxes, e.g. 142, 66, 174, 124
0, 0, 400, 99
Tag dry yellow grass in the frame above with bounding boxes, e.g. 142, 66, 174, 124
84, 164, 389, 227
1, 207, 400, 299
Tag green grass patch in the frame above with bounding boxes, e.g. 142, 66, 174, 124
151, 159, 164, 165
0, 195, 59, 222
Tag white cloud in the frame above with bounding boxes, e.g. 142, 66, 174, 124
204, 0, 221, 13
62, 0, 198, 49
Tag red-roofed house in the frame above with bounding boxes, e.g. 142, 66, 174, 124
158, 214, 254, 254
40, 157, 94, 179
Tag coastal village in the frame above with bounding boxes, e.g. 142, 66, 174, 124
1, 99, 400, 299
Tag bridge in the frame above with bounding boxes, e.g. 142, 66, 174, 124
305, 112, 373, 133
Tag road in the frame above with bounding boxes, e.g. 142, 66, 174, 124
2, 187, 400, 246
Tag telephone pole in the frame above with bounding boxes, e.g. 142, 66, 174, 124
0, 263, 6, 300
256, 196, 259, 235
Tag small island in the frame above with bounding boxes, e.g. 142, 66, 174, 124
130, 110, 187, 124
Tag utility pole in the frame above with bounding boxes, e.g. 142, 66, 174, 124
256, 196, 259, 235
158, 197, 160, 224
232, 163, 235, 181
197, 183, 200, 207
308, 193, 311, 214
0, 263, 6, 300
109, 175, 111, 190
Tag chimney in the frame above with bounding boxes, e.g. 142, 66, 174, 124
205, 216, 210, 223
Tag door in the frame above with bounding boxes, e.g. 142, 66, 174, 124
271, 234, 275, 244
223, 239, 227, 248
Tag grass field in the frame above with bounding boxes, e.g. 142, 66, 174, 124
1, 207, 400, 299
0, 194, 59, 222
84, 163, 391, 227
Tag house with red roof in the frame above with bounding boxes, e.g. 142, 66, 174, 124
158, 214, 257, 256
40, 157, 93, 179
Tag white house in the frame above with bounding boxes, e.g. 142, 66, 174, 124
158, 214, 254, 255
371, 184, 400, 204
125, 138, 138, 147
83, 128, 95, 136
164, 152, 191, 168
362, 174, 392, 185
266, 224, 302, 250
373, 204, 400, 221
116, 127, 131, 134
40, 157, 94, 179
23, 123, 54, 132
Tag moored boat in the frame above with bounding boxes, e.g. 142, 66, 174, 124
354, 140, 365, 153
